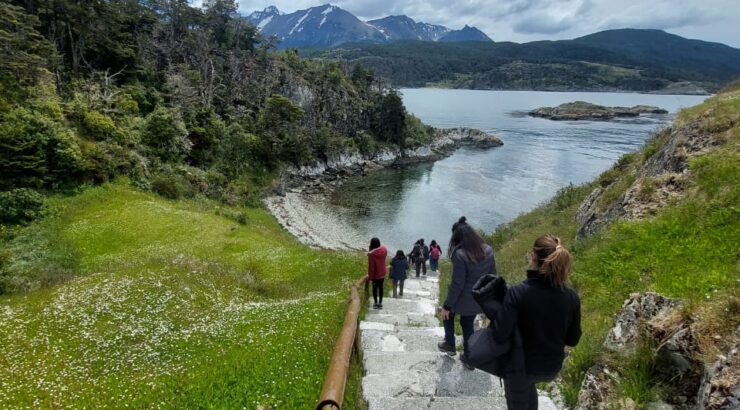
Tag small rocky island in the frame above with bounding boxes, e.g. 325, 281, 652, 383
529, 101, 668, 121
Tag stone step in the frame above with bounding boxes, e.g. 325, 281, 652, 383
361, 312, 439, 328
366, 298, 437, 315
361, 327, 449, 353
362, 368, 504, 398
363, 351, 473, 376
368, 395, 559, 410
368, 396, 507, 410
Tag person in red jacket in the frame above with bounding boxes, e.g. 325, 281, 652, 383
367, 237, 388, 309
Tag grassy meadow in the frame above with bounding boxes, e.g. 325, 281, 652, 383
439, 87, 740, 407
0, 182, 367, 408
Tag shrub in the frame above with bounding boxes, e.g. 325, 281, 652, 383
141, 107, 191, 162
0, 188, 45, 224
150, 172, 190, 199
82, 111, 117, 140
218, 123, 264, 177
0, 107, 84, 189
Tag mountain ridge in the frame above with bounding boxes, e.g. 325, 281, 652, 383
307, 30, 740, 92
245, 4, 491, 48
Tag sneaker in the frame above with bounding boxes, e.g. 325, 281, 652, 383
372, 303, 379, 309
378, 303, 383, 309
460, 354, 475, 371
437, 341, 457, 356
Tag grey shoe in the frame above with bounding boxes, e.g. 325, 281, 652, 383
437, 341, 456, 356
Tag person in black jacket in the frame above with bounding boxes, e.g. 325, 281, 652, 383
438, 222, 496, 369
492, 234, 581, 410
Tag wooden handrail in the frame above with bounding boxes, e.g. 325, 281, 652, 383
316, 275, 369, 410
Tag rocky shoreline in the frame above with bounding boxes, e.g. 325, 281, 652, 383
529, 101, 668, 121
264, 128, 503, 249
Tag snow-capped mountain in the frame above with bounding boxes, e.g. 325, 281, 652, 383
366, 15, 450, 41
245, 4, 491, 48
439, 25, 492, 42
246, 5, 385, 48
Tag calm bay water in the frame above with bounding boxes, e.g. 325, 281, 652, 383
329, 89, 707, 252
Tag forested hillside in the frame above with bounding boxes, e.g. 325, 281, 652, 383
309, 30, 740, 92
0, 0, 426, 232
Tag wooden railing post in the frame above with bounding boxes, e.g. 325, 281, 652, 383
316, 276, 369, 410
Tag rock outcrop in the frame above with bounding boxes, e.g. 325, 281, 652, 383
575, 364, 618, 410
603, 292, 682, 352
529, 101, 667, 121
576, 109, 724, 237
578, 292, 740, 409
697, 328, 740, 409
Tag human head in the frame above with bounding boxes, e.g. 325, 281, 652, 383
430, 239, 437, 248
395, 250, 405, 259
451, 216, 467, 233
530, 234, 572, 287
369, 237, 380, 251
448, 223, 485, 262
420, 238, 425, 245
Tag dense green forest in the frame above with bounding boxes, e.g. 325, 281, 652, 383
307, 31, 740, 91
0, 0, 427, 229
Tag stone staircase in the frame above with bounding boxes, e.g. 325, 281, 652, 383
359, 270, 559, 409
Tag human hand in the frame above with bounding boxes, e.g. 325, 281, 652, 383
441, 308, 450, 320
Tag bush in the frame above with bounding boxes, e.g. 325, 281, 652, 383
82, 111, 117, 140
150, 172, 190, 199
141, 107, 191, 162
0, 188, 45, 224
0, 107, 84, 189
218, 123, 264, 177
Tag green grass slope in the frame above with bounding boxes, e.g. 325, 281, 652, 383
440, 86, 739, 407
0, 182, 365, 408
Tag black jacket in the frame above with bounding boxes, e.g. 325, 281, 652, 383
471, 274, 526, 377
492, 270, 581, 375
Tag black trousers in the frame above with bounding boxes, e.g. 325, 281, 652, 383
372, 278, 384, 304
414, 258, 427, 277
504, 373, 557, 410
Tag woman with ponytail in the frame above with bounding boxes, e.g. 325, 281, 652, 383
492, 234, 581, 409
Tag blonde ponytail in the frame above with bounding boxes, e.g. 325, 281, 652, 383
532, 234, 572, 287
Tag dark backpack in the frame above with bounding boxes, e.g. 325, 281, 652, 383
422, 245, 430, 259
467, 275, 525, 377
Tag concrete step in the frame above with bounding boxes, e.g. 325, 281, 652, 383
363, 351, 474, 376
361, 313, 439, 328
368, 396, 507, 410
360, 327, 448, 353
362, 368, 504, 398
366, 298, 437, 315
368, 395, 559, 410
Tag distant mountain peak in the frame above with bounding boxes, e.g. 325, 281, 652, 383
440, 25, 492, 42
247, 4, 490, 47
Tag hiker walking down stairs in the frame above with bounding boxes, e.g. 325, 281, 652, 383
429, 239, 442, 273
438, 221, 496, 370
367, 237, 388, 309
389, 250, 409, 298
494, 234, 582, 409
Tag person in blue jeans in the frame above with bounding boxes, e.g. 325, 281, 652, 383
438, 222, 496, 369
429, 239, 441, 272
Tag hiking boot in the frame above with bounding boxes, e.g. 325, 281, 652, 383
437, 341, 456, 356
460, 354, 475, 371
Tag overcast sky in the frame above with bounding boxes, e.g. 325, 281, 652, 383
230, 0, 740, 48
